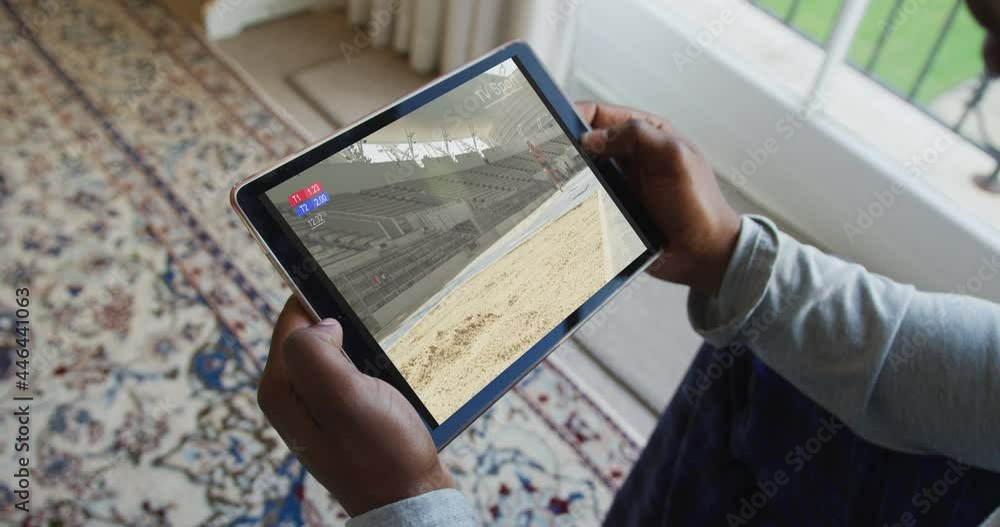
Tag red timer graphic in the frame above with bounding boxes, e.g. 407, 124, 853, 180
287, 182, 323, 207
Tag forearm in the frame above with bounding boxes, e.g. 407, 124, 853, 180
689, 216, 1000, 471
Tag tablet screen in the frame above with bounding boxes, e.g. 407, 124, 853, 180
263, 58, 647, 424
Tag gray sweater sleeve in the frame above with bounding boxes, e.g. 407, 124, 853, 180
689, 215, 1000, 472
348, 214, 1000, 526
346, 489, 476, 527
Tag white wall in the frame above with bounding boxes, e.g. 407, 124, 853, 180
571, 0, 1000, 301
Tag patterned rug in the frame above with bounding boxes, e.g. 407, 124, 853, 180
0, 0, 640, 524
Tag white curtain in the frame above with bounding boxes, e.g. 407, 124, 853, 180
346, 0, 579, 84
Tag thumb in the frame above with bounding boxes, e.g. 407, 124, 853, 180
281, 319, 361, 411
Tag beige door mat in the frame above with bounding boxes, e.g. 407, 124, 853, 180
289, 47, 433, 130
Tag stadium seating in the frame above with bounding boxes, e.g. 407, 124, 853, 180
283, 135, 584, 333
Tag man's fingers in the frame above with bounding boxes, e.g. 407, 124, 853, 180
574, 101, 599, 126
257, 356, 327, 465
574, 101, 640, 128
260, 296, 341, 433
582, 118, 689, 169
281, 320, 363, 419
580, 118, 650, 157
260, 296, 309, 416
260, 296, 312, 407
259, 302, 328, 450
264, 295, 358, 428
574, 101, 670, 131
271, 296, 314, 351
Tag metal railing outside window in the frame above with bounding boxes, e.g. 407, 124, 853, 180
749, 0, 1000, 192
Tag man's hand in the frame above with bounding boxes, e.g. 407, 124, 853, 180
257, 296, 453, 517
575, 101, 742, 296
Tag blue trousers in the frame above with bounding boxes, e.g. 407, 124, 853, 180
604, 343, 1000, 526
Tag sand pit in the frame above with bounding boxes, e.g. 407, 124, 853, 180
386, 194, 618, 422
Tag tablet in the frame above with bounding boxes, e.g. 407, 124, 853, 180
231, 41, 663, 448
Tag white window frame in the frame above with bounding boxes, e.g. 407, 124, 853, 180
569, 0, 1000, 301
